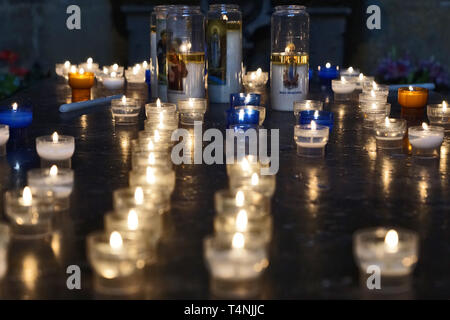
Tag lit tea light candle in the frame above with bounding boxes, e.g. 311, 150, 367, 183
294, 120, 330, 157
332, 77, 356, 101
68, 66, 95, 102
79, 57, 100, 73
359, 89, 388, 104
131, 150, 172, 170
362, 81, 388, 96
242, 68, 269, 89
0, 124, 9, 156
27, 165, 74, 210
230, 93, 261, 109
226, 107, 260, 128
214, 189, 270, 216
353, 227, 419, 277
103, 71, 125, 90
55, 60, 72, 79
293, 100, 323, 122
4, 186, 56, 237
317, 62, 339, 87
36, 132, 75, 168
226, 155, 268, 178
204, 232, 269, 294
299, 110, 334, 131
104, 209, 162, 264
398, 86, 428, 108
113, 186, 170, 215
145, 98, 177, 119
427, 100, 450, 130
374, 117, 407, 149
229, 172, 276, 198
353, 73, 374, 90
87, 230, 147, 294
0, 102, 33, 128
408, 122, 444, 158
125, 65, 146, 84
111, 96, 141, 125
129, 166, 176, 194
340, 66, 359, 78
177, 98, 208, 125
360, 102, 391, 129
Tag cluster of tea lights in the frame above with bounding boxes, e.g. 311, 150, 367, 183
87, 94, 212, 294
204, 156, 276, 298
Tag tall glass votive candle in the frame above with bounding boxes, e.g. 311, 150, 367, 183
299, 110, 334, 131
4, 187, 57, 238
332, 77, 356, 101
104, 209, 162, 264
27, 165, 74, 211
360, 102, 391, 129
87, 231, 147, 295
398, 86, 428, 109
293, 100, 323, 122
113, 186, 170, 215
204, 232, 269, 298
111, 96, 141, 125
68, 67, 95, 102
374, 118, 407, 149
129, 166, 176, 194
408, 123, 444, 158
0, 103, 33, 128
36, 132, 75, 168
294, 121, 329, 157
0, 125, 9, 156
230, 93, 261, 109
427, 101, 450, 130
354, 227, 418, 278
177, 98, 207, 125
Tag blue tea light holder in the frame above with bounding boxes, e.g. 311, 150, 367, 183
230, 93, 261, 109
299, 110, 334, 131
318, 64, 339, 88
0, 104, 33, 128
226, 107, 260, 128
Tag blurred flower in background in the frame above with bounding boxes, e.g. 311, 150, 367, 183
376, 48, 450, 90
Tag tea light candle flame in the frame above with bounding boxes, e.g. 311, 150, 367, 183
443, 101, 448, 111
359, 73, 364, 80
409, 86, 414, 91
348, 67, 354, 73
251, 172, 259, 186
148, 152, 156, 165
127, 209, 139, 230
142, 61, 148, 69
113, 64, 118, 71
236, 209, 248, 232
256, 68, 262, 76
222, 14, 228, 21
87, 57, 93, 65
313, 110, 319, 119
70, 66, 77, 74
12, 102, 18, 111
235, 191, 245, 207
341, 76, 346, 83
325, 62, 331, 69
232, 232, 245, 249
384, 229, 399, 253
52, 132, 59, 143
49, 165, 58, 177
311, 120, 317, 130
109, 231, 123, 250
154, 130, 161, 142
23, 186, 32, 206
134, 187, 144, 205
121, 96, 127, 104
238, 109, 245, 121
241, 158, 250, 172
110, 71, 117, 78
103, 67, 109, 74
79, 68, 85, 75
370, 90, 376, 97
189, 98, 194, 107
64, 61, 71, 69
422, 122, 429, 130
156, 98, 161, 108
146, 167, 156, 184
147, 139, 154, 151
385, 117, 390, 126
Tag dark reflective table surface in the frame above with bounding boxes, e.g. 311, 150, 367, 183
0, 79, 449, 299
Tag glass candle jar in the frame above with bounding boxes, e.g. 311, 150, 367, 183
360, 102, 391, 129
293, 100, 323, 122
339, 66, 360, 79
408, 123, 444, 158
104, 209, 162, 264
362, 82, 389, 97
113, 186, 171, 215
299, 110, 334, 131
353, 74, 374, 90
294, 122, 329, 157
242, 68, 268, 106
131, 150, 172, 170
226, 107, 260, 128
87, 231, 147, 295
318, 63, 339, 87
229, 171, 276, 198
27, 166, 74, 211
398, 86, 428, 109
177, 98, 208, 125
271, 5, 309, 111
166, 6, 206, 103
374, 118, 407, 149
145, 109, 179, 132
68, 67, 95, 102
0, 223, 10, 279
427, 101, 450, 130
111, 97, 141, 125
332, 77, 356, 101
0, 124, 9, 156
129, 166, 176, 194
207, 4, 242, 103
36, 132, 75, 168
214, 189, 270, 217
4, 187, 57, 238
0, 102, 33, 129
145, 100, 177, 119
230, 93, 261, 109
138, 130, 173, 148
353, 227, 418, 277
226, 155, 268, 177
204, 232, 269, 297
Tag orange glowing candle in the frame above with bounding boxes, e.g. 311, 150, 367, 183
68, 67, 95, 102
398, 86, 428, 108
